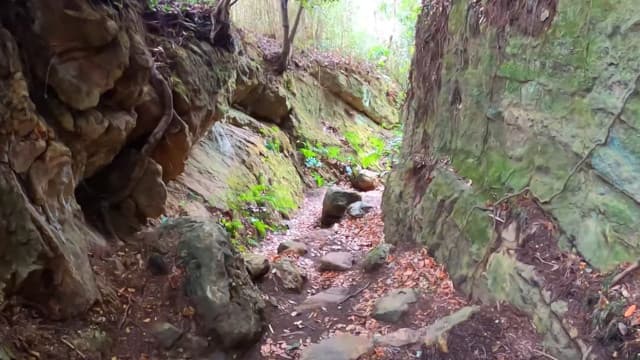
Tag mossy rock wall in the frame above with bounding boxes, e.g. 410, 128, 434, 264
383, 1, 640, 358
176, 65, 397, 218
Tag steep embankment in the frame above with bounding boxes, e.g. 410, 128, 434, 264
0, 1, 397, 356
384, 1, 640, 359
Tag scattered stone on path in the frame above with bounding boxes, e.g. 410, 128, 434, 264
374, 328, 421, 347
296, 287, 350, 311
363, 243, 393, 272
277, 240, 308, 255
299, 229, 333, 244
162, 218, 265, 348
72, 327, 112, 356
422, 306, 480, 347
273, 258, 306, 292
151, 322, 184, 349
321, 187, 362, 227
351, 169, 378, 191
347, 201, 374, 218
244, 253, 270, 280
373, 288, 418, 323
148, 253, 170, 275
178, 334, 209, 355
373, 306, 480, 347
301, 334, 373, 360
318, 252, 354, 271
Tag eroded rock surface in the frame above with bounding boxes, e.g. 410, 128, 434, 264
383, 1, 639, 358
160, 218, 265, 349
0, 0, 397, 320
320, 188, 362, 226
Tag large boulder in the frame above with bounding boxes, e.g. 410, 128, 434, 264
272, 258, 306, 293
297, 287, 350, 311
363, 243, 393, 272
301, 334, 373, 360
243, 253, 270, 280
158, 218, 265, 349
318, 252, 354, 272
351, 170, 378, 191
372, 289, 418, 323
321, 188, 362, 226
277, 240, 308, 255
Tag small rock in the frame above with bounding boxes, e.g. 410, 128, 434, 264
210, 351, 229, 360
618, 322, 628, 336
0, 345, 15, 360
321, 187, 362, 227
151, 322, 184, 349
363, 243, 393, 272
374, 306, 480, 347
374, 328, 421, 347
297, 287, 350, 311
148, 253, 170, 275
273, 258, 306, 292
423, 306, 480, 346
244, 253, 270, 280
318, 252, 354, 271
373, 289, 418, 323
178, 334, 209, 354
301, 334, 373, 360
277, 241, 308, 255
351, 170, 378, 191
347, 201, 374, 218
72, 327, 112, 355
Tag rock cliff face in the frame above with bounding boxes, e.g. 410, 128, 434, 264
0, 0, 397, 320
384, 0, 640, 358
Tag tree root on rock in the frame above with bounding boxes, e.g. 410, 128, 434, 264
610, 260, 640, 288
100, 63, 175, 242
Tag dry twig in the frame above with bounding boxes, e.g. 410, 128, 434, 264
60, 338, 86, 359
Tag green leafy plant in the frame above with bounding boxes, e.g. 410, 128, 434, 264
300, 142, 323, 168
265, 138, 281, 153
311, 172, 325, 187
250, 218, 272, 239
325, 146, 343, 161
220, 218, 244, 238
343, 131, 389, 170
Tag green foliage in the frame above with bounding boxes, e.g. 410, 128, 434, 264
223, 179, 297, 251
298, 0, 340, 8
250, 217, 272, 238
344, 131, 393, 170
221, 218, 244, 238
300, 142, 323, 168
311, 171, 325, 186
265, 138, 281, 153
325, 146, 343, 161
232, 0, 421, 87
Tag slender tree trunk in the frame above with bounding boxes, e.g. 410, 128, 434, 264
277, 0, 291, 73
288, 4, 304, 47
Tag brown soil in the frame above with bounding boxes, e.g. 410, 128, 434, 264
244, 185, 547, 360
3, 185, 637, 359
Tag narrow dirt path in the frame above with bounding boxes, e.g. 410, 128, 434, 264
245, 185, 548, 360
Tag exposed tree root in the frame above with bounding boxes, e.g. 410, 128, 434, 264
610, 260, 640, 288
101, 63, 174, 241
338, 282, 371, 305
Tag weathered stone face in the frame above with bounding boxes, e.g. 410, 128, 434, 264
383, 0, 640, 358
0, 0, 398, 321
161, 218, 265, 349
0, 27, 100, 318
